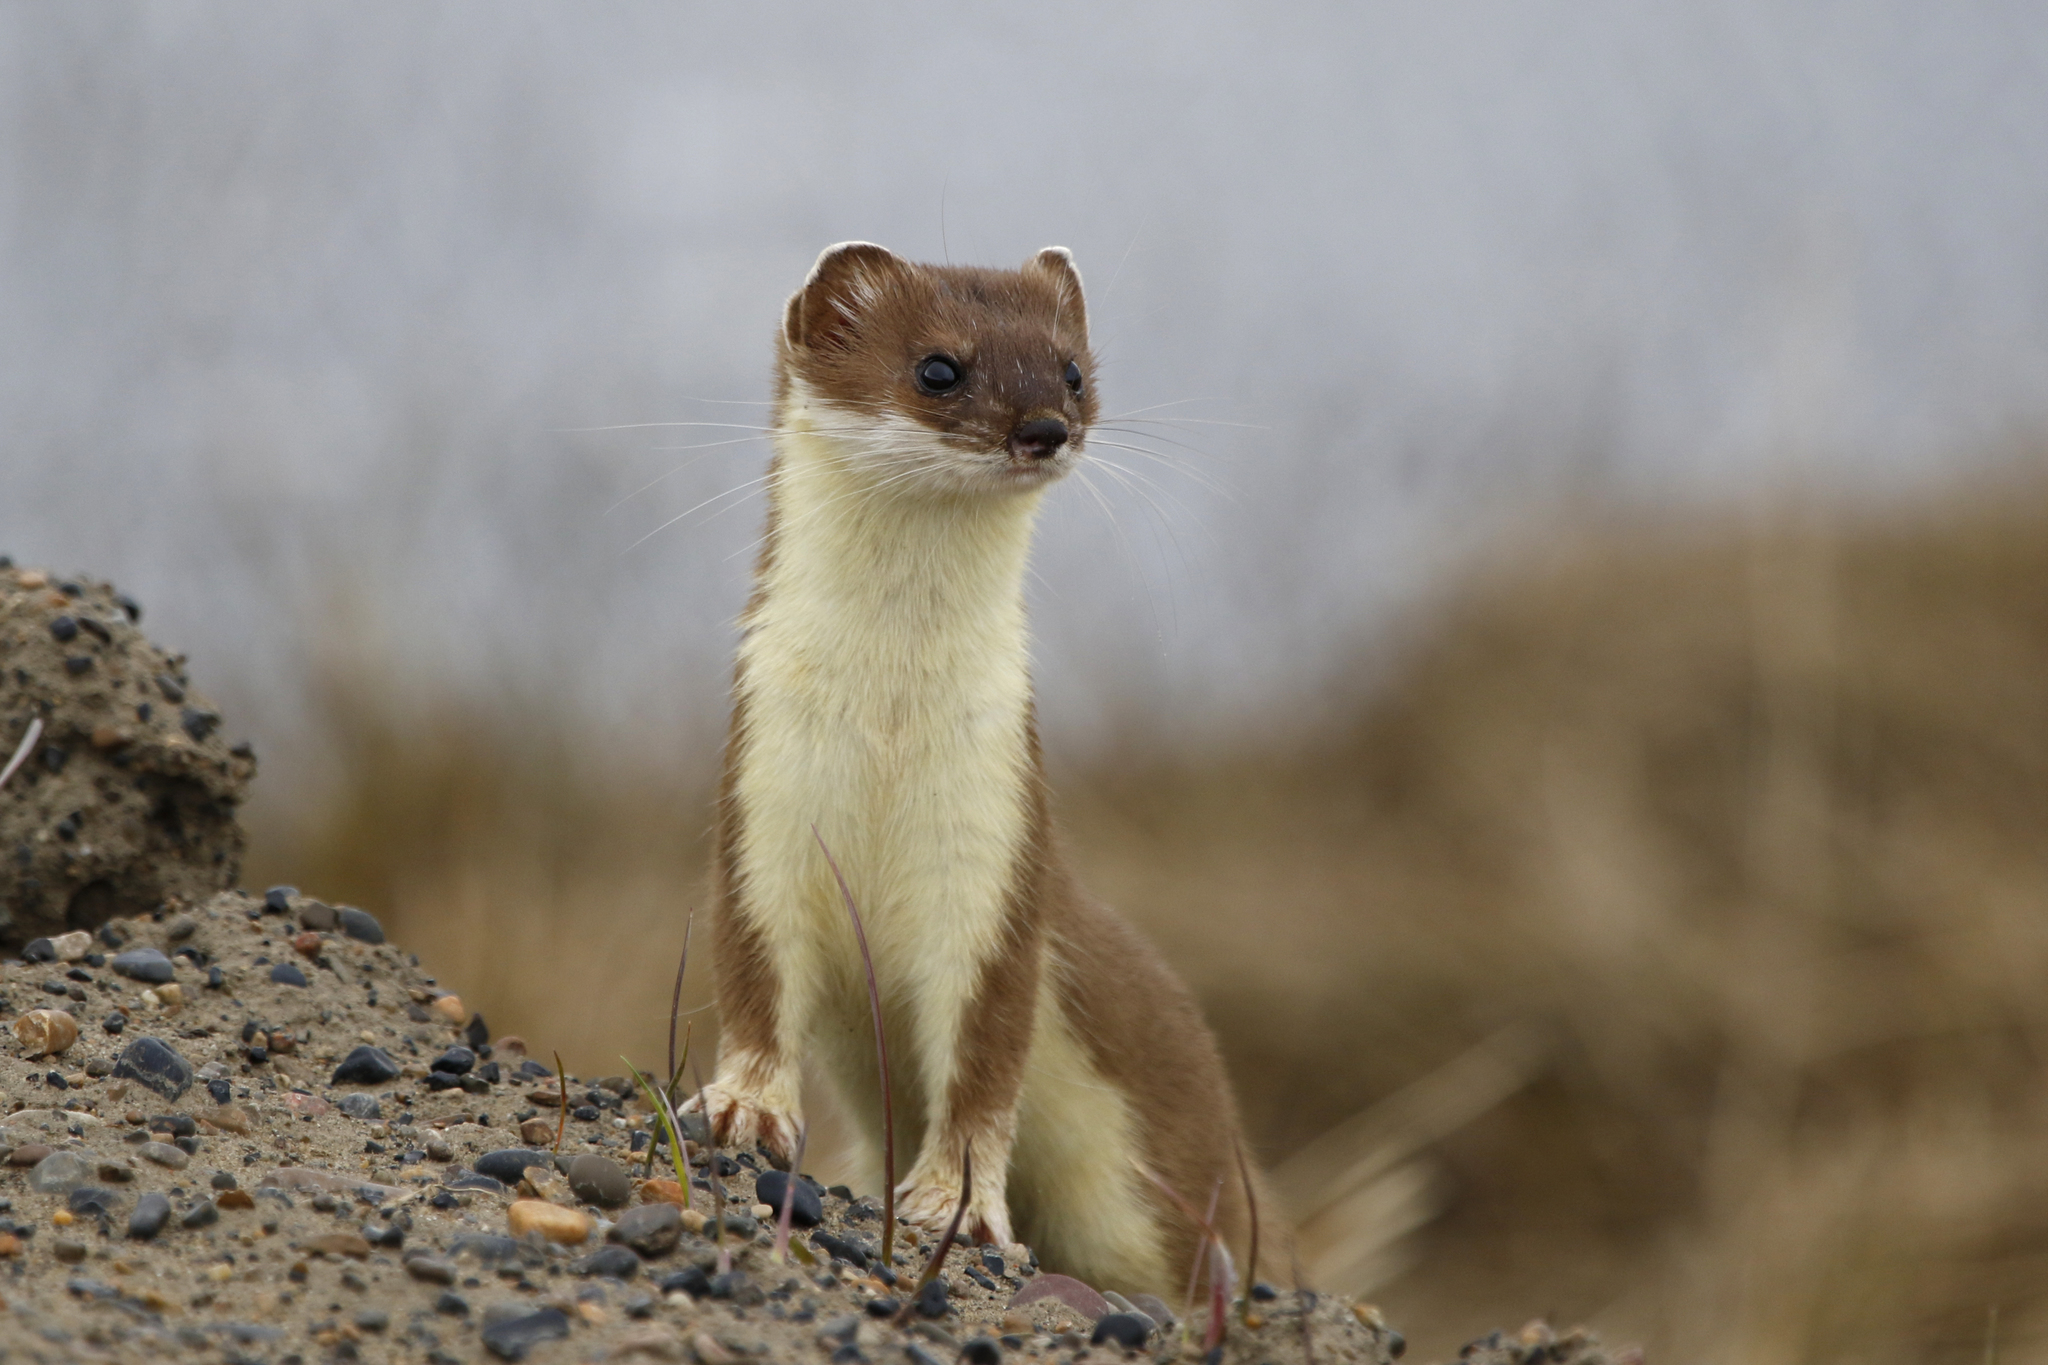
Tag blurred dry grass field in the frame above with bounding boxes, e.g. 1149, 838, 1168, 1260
251, 475, 2048, 1363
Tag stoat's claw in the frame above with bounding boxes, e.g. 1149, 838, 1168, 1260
895, 1176, 1014, 1249
683, 1083, 800, 1168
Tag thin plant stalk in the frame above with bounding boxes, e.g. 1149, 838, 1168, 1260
1206, 1238, 1237, 1353
814, 825, 896, 1267
0, 717, 41, 790
1291, 1251, 1317, 1365
693, 1062, 730, 1275
774, 1122, 810, 1263
915, 1142, 972, 1293
646, 1017, 692, 1179
665, 910, 695, 1102
627, 1061, 695, 1208
897, 1141, 972, 1324
552, 1049, 569, 1155
1137, 1165, 1227, 1348
1234, 1137, 1261, 1322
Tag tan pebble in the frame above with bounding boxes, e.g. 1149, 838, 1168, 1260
679, 1208, 708, 1234
16, 570, 47, 589
156, 983, 184, 1014
216, 1190, 255, 1210
1353, 1304, 1385, 1329
522, 1168, 575, 1206
267, 1030, 295, 1055
495, 1035, 528, 1056
519, 1117, 555, 1146
577, 1302, 608, 1326
359, 1030, 377, 1044
690, 1330, 737, 1365
138, 1288, 176, 1311
283, 1092, 329, 1118
0, 1234, 22, 1257
302, 1233, 371, 1259
749, 1202, 774, 1221
639, 1178, 686, 1206
14, 1008, 78, 1058
430, 994, 466, 1025
51, 1210, 73, 1227
90, 725, 124, 750
206, 1263, 234, 1283
49, 931, 92, 962
507, 1199, 591, 1245
610, 1323, 686, 1360
200, 1106, 253, 1135
1000, 1311, 1032, 1335
1244, 1313, 1265, 1329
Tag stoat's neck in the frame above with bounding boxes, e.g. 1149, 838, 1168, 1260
744, 419, 1045, 680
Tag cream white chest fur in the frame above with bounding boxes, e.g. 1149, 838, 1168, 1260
725, 396, 1043, 1126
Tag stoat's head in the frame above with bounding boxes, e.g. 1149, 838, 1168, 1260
774, 242, 1097, 497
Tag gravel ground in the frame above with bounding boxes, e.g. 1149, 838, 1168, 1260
0, 889, 1431, 1365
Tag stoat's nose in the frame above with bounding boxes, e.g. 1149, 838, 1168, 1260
1009, 417, 1069, 460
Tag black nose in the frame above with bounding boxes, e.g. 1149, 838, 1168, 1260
1009, 418, 1069, 460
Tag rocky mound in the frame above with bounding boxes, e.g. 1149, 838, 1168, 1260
0, 562, 254, 942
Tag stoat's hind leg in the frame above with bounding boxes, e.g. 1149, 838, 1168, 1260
1007, 1012, 1174, 1297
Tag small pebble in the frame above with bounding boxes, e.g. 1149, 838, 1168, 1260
566, 1153, 632, 1208
755, 1170, 824, 1228
52, 1240, 88, 1264
430, 1046, 476, 1076
111, 1036, 194, 1100
355, 1308, 390, 1332
506, 1199, 591, 1245
28, 1151, 93, 1194
269, 962, 308, 988
179, 1200, 219, 1230
128, 1192, 171, 1240
264, 886, 295, 913
572, 1244, 640, 1279
49, 616, 79, 642
296, 901, 338, 932
475, 1149, 550, 1185
405, 1254, 458, 1285
480, 1307, 571, 1361
435, 1290, 470, 1316
609, 1202, 682, 1257
961, 1336, 1003, 1365
914, 1277, 950, 1318
1091, 1313, 1152, 1350
338, 1093, 383, 1120
330, 1045, 401, 1086
337, 907, 385, 944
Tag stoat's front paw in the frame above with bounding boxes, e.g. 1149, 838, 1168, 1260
896, 1170, 1014, 1249
683, 1084, 800, 1168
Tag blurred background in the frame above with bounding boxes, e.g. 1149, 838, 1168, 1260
5, 3, 2048, 1359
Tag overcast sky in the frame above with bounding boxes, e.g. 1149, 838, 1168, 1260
4, 2, 2044, 792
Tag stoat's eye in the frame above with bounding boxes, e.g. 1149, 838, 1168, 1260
1064, 360, 1084, 396
915, 355, 962, 395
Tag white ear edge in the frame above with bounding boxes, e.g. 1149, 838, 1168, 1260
1031, 245, 1085, 299
806, 240, 895, 287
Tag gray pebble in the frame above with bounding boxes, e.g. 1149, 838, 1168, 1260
138, 1142, 188, 1169
338, 1093, 382, 1120
609, 1202, 682, 1257
109, 948, 175, 984
128, 1192, 171, 1240
405, 1254, 458, 1285
179, 1200, 219, 1230
566, 1153, 632, 1209
28, 1151, 93, 1194
111, 1036, 194, 1100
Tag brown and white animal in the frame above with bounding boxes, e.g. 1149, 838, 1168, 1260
695, 242, 1264, 1297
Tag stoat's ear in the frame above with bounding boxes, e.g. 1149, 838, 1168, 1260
783, 242, 909, 352
1026, 246, 1086, 325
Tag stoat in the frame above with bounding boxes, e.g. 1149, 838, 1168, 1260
696, 242, 1262, 1297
